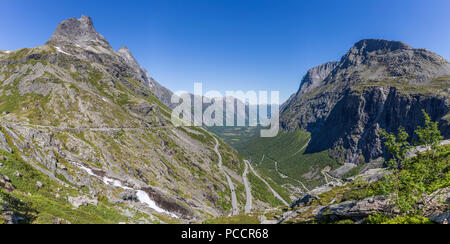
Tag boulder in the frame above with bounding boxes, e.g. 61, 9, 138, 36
52, 217, 71, 224
331, 163, 357, 178
0, 175, 14, 192
68, 195, 98, 209
291, 194, 317, 208
120, 190, 138, 201
348, 168, 388, 184
36, 181, 44, 189
327, 196, 393, 218
428, 211, 449, 225
1, 210, 20, 224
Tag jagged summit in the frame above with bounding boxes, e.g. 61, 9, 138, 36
47, 15, 112, 51
44, 16, 174, 106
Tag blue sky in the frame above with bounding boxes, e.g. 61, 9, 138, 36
1, 0, 450, 103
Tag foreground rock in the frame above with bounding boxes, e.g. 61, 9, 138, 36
0, 175, 15, 192
68, 195, 98, 209
326, 196, 394, 218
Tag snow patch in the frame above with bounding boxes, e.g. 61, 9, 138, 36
136, 190, 178, 218
73, 163, 178, 218
77, 164, 96, 176
103, 177, 132, 190
55, 46, 72, 56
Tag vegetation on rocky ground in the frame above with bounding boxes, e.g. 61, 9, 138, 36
213, 111, 449, 224
378, 110, 449, 215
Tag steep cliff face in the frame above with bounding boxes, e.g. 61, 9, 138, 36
281, 39, 450, 164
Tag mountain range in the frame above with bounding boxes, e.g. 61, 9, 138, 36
0, 16, 449, 224
0, 16, 285, 224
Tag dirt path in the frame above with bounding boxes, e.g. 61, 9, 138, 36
245, 160, 289, 206
292, 138, 311, 157
265, 156, 310, 192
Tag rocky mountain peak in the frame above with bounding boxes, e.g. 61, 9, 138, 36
47, 15, 112, 51
352, 39, 412, 54
332, 39, 450, 82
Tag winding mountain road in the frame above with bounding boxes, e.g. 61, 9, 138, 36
265, 156, 310, 193
213, 137, 239, 216
292, 138, 311, 157
242, 162, 253, 213
245, 160, 289, 206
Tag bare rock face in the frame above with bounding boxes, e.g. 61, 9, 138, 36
298, 62, 339, 95
326, 196, 393, 218
116, 46, 175, 105
0, 129, 11, 153
47, 15, 112, 51
117, 47, 143, 76
281, 39, 450, 164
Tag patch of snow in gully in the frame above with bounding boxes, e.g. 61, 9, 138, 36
74, 163, 178, 218
136, 190, 178, 218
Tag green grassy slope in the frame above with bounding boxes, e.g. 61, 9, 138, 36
0, 149, 154, 224
235, 129, 339, 188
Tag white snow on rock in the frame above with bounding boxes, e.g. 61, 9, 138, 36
103, 176, 133, 190
77, 163, 96, 176
55, 46, 71, 56
73, 162, 178, 218
136, 190, 178, 218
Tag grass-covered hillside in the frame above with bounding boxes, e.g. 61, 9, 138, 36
0, 16, 284, 223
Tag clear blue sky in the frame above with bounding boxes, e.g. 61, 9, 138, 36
1, 0, 450, 103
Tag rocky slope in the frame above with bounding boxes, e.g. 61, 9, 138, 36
281, 39, 450, 164
0, 16, 277, 223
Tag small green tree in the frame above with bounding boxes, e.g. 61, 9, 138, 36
415, 110, 444, 158
379, 111, 448, 215
380, 127, 411, 171
380, 127, 411, 210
